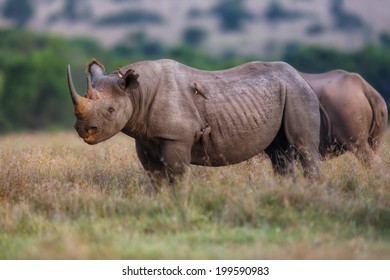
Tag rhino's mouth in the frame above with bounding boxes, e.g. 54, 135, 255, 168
83, 130, 112, 145
76, 124, 99, 144
84, 137, 96, 144
83, 134, 99, 145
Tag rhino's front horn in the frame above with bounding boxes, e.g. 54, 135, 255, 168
67, 64, 82, 105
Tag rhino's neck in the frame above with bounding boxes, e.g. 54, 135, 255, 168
121, 62, 161, 139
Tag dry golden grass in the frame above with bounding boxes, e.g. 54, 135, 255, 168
0, 131, 389, 259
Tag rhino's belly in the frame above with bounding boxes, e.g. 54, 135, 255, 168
191, 141, 269, 166
190, 120, 282, 166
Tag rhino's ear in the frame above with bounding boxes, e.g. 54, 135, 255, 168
118, 68, 139, 92
87, 59, 105, 81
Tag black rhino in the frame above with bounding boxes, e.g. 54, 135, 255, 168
67, 59, 321, 185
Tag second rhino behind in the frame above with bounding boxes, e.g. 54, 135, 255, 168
301, 70, 388, 167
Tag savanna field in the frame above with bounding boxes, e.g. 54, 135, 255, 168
0, 131, 389, 259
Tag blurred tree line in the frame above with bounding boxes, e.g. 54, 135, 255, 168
0, 28, 389, 133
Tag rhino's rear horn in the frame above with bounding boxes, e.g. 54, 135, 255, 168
85, 75, 100, 100
67, 64, 82, 105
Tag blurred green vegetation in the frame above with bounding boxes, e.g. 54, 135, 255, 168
211, 0, 253, 32
0, 28, 389, 133
95, 10, 163, 26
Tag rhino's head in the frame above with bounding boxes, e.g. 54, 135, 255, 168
67, 60, 139, 144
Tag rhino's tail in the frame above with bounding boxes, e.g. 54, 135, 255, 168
360, 76, 388, 151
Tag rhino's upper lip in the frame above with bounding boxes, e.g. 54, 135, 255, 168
83, 134, 97, 145
84, 138, 98, 145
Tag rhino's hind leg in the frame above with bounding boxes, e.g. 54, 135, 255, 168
265, 127, 296, 177
295, 144, 320, 179
282, 84, 321, 180
283, 128, 320, 180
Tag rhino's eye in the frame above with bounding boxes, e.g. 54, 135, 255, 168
108, 107, 116, 113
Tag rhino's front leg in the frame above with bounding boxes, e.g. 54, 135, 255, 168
159, 140, 192, 184
135, 140, 166, 190
135, 139, 191, 187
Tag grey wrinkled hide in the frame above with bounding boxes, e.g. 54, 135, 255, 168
68, 59, 321, 184
301, 70, 388, 167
